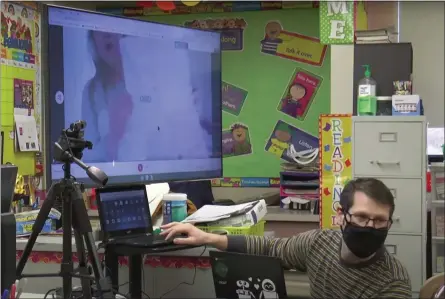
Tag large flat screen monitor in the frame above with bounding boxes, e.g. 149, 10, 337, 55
45, 6, 222, 186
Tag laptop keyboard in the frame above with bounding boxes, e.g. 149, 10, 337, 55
112, 234, 172, 247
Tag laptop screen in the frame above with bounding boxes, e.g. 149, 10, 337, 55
98, 188, 151, 233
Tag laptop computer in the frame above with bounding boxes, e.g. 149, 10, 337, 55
96, 184, 173, 248
210, 251, 287, 299
1, 165, 18, 213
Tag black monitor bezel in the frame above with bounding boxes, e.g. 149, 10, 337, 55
42, 4, 223, 189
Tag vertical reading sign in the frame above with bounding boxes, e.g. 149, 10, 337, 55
319, 115, 352, 229
319, 1, 355, 45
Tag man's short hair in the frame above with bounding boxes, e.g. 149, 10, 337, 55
340, 178, 395, 217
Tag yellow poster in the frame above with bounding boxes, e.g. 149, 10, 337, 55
0, 2, 41, 175
319, 114, 352, 229
260, 21, 327, 66
1, 1, 39, 68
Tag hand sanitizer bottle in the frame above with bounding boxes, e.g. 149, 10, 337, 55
357, 65, 377, 116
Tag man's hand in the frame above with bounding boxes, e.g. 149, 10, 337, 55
160, 222, 228, 250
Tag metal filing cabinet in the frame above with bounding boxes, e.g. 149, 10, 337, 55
352, 116, 427, 297
430, 163, 444, 276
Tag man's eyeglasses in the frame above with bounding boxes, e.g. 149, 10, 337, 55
344, 211, 392, 229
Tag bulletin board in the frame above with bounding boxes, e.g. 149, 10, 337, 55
143, 8, 331, 186
0, 1, 42, 175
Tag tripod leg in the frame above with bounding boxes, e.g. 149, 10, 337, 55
71, 184, 113, 298
73, 230, 92, 299
16, 183, 59, 278
62, 187, 74, 299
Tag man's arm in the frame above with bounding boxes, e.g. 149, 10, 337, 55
373, 280, 412, 299
205, 230, 319, 272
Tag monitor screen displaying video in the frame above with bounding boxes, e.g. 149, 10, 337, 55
427, 127, 444, 156
46, 6, 222, 186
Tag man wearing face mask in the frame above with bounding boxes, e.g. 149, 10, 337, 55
160, 178, 411, 299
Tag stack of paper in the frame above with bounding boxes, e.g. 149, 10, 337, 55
183, 201, 258, 224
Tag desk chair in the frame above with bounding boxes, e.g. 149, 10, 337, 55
420, 272, 445, 299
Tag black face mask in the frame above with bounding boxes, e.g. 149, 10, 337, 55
341, 224, 388, 258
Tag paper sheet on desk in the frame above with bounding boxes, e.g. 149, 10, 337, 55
146, 183, 170, 217
183, 201, 257, 223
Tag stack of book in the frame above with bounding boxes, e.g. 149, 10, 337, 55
355, 28, 396, 44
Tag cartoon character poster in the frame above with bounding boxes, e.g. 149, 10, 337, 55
222, 123, 252, 158
1, 1, 38, 68
260, 21, 327, 66
13, 78, 34, 115
184, 17, 247, 51
265, 120, 318, 162
222, 81, 248, 116
278, 67, 323, 120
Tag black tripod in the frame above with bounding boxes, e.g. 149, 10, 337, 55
16, 121, 112, 299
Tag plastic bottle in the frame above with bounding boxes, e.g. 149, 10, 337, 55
162, 193, 188, 224
357, 65, 377, 116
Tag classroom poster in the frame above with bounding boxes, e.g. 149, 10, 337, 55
1, 1, 38, 68
277, 67, 323, 120
260, 21, 327, 66
13, 78, 33, 115
140, 8, 331, 183
264, 120, 319, 162
319, 115, 352, 229
222, 81, 248, 116
184, 17, 247, 51
0, 1, 41, 175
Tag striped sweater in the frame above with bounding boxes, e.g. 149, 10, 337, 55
227, 229, 412, 299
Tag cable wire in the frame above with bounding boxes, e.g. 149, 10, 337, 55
43, 288, 58, 299
158, 246, 207, 299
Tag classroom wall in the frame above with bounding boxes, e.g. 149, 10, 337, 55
38, 2, 442, 201
399, 2, 445, 127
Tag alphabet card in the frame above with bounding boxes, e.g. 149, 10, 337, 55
319, 114, 352, 229
319, 1, 355, 44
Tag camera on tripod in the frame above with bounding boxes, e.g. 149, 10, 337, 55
52, 120, 108, 187
16, 121, 112, 299
54, 120, 93, 163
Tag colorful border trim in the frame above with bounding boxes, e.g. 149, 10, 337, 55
16, 250, 211, 269
97, 1, 319, 17
211, 177, 280, 188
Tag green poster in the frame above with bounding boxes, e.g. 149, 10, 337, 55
144, 9, 330, 179
319, 1, 355, 44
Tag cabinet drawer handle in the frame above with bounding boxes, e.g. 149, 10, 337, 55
392, 216, 400, 222
385, 244, 397, 255
375, 160, 400, 165
369, 160, 400, 165
379, 132, 397, 142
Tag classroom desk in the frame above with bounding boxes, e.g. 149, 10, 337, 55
16, 236, 311, 298
264, 206, 320, 237
18, 292, 126, 298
